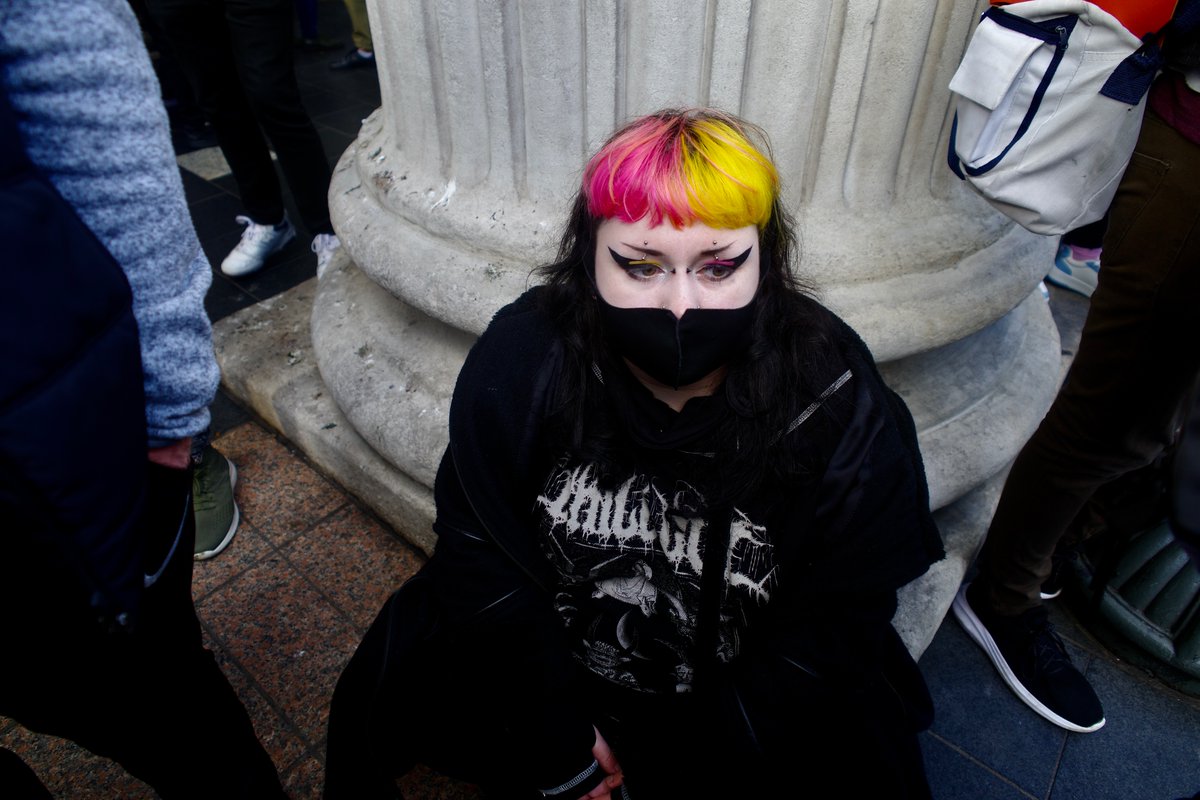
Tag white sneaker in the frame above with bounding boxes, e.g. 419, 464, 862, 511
312, 233, 341, 279
220, 215, 296, 276
1045, 243, 1100, 298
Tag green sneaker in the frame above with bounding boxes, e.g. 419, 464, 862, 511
193, 446, 240, 560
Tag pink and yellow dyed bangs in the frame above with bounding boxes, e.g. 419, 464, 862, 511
583, 110, 778, 231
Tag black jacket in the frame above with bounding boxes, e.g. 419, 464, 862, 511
0, 80, 148, 627
345, 288, 943, 796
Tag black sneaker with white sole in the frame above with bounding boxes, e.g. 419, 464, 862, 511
952, 582, 1105, 733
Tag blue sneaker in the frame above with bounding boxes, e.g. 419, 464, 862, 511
1046, 243, 1099, 298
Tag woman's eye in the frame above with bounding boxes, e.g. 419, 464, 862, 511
608, 248, 664, 280
700, 246, 753, 281
700, 263, 735, 281
627, 262, 663, 280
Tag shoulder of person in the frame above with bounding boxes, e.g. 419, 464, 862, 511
777, 294, 879, 390
477, 286, 558, 343
458, 286, 565, 405
799, 295, 875, 360
491, 285, 545, 318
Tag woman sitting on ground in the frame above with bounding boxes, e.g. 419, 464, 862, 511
324, 107, 944, 799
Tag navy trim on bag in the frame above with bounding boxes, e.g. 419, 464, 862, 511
948, 7, 1076, 180
984, 4, 1072, 43
947, 114, 966, 180
1101, 43, 1164, 104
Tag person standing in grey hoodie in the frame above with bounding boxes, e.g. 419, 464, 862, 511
0, 1, 285, 795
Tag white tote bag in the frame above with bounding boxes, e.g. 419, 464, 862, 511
947, 0, 1150, 235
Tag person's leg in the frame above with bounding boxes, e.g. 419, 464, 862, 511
955, 112, 1200, 732
324, 589, 415, 800
325, 583, 548, 799
294, 0, 318, 41
586, 670, 929, 798
329, 0, 375, 69
223, 0, 334, 236
0, 464, 285, 799
343, 0, 373, 52
980, 112, 1200, 616
143, 0, 286, 227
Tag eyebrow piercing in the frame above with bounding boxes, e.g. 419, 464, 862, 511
608, 247, 658, 269
708, 245, 754, 269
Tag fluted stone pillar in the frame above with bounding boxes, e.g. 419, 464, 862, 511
315, 0, 1060, 656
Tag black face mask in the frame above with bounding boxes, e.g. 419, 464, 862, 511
597, 298, 756, 389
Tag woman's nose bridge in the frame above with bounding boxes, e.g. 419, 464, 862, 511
663, 269, 698, 317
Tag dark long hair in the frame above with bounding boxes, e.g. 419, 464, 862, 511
536, 110, 843, 498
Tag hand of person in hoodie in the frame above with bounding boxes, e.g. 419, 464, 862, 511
148, 438, 191, 469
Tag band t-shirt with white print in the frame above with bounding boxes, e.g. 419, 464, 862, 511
536, 455, 778, 694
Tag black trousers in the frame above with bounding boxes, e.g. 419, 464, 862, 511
145, 0, 334, 235
979, 112, 1200, 614
0, 463, 285, 799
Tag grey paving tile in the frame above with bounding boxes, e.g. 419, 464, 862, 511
319, 124, 357, 166
179, 164, 223, 203
310, 65, 380, 105
313, 103, 378, 138
921, 617, 1067, 797
1049, 657, 1200, 800
239, 244, 318, 302
188, 190, 248, 244
210, 172, 241, 198
205, 269, 261, 322
298, 84, 366, 118
922, 733, 1038, 800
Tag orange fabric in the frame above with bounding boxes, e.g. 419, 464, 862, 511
991, 0, 1177, 38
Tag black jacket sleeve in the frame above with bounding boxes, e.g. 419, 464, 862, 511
425, 291, 599, 795
710, 332, 943, 767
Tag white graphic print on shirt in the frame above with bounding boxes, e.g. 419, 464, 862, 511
537, 460, 776, 693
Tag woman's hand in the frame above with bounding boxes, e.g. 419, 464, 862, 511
576, 727, 623, 800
